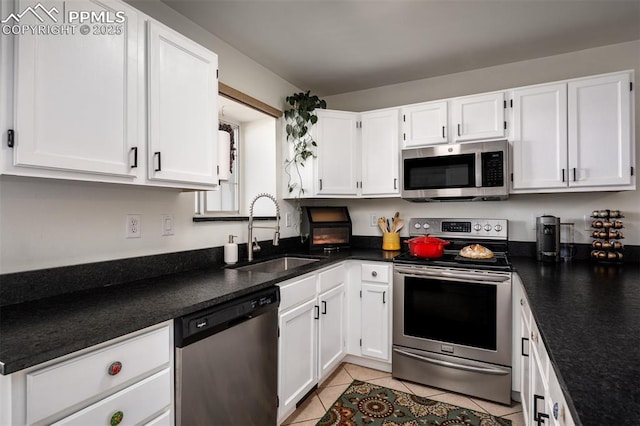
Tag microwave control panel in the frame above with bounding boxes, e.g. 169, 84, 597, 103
481, 151, 505, 187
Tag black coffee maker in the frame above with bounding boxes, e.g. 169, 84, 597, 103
536, 215, 560, 262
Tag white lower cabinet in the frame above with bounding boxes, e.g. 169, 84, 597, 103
517, 278, 575, 426
346, 261, 392, 365
52, 369, 171, 426
277, 264, 346, 424
0, 321, 174, 426
318, 267, 346, 380
278, 296, 318, 422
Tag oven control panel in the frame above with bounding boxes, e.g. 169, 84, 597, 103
409, 218, 508, 240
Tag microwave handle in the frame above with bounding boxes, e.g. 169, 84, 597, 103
475, 152, 483, 188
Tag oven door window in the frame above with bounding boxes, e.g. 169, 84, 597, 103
404, 277, 497, 351
404, 154, 475, 190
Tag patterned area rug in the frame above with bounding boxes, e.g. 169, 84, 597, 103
316, 380, 512, 426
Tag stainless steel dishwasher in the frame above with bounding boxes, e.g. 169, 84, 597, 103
174, 286, 280, 426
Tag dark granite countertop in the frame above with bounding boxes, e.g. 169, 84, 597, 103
512, 257, 640, 426
0, 248, 394, 375
4, 247, 638, 425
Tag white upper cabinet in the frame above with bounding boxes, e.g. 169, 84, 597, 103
147, 20, 219, 187
452, 92, 506, 142
511, 83, 568, 190
12, 0, 141, 179
314, 110, 359, 195
360, 109, 400, 196
2, 0, 221, 189
568, 72, 633, 188
401, 101, 448, 147
511, 71, 634, 193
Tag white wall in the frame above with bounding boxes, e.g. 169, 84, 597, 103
0, 1, 300, 274
321, 40, 640, 246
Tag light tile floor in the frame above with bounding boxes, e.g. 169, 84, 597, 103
282, 362, 525, 426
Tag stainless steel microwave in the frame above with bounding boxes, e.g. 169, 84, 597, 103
401, 140, 509, 201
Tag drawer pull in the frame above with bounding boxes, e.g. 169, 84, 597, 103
108, 361, 123, 376
110, 410, 124, 426
371, 271, 378, 277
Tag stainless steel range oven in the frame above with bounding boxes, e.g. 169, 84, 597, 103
392, 217, 512, 405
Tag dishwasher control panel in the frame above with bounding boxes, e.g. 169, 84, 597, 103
174, 286, 280, 347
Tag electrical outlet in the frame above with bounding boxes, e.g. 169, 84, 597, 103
126, 214, 141, 238
161, 214, 174, 236
370, 214, 378, 227
285, 212, 292, 228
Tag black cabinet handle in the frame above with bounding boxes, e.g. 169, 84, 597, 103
561, 169, 565, 182
321, 301, 327, 315
154, 152, 162, 172
382, 291, 386, 304
537, 413, 549, 425
130, 147, 138, 169
533, 394, 545, 422
573, 167, 577, 181
319, 179, 323, 190
521, 337, 529, 357
393, 178, 397, 190
314, 305, 319, 320
442, 126, 445, 139
457, 123, 461, 136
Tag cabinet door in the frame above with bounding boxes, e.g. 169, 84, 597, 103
315, 110, 358, 195
147, 20, 218, 186
511, 84, 568, 190
530, 347, 551, 426
361, 283, 390, 361
520, 306, 532, 426
318, 283, 346, 379
361, 109, 400, 196
401, 101, 448, 147
453, 92, 505, 142
568, 72, 633, 187
13, 0, 140, 178
278, 298, 317, 421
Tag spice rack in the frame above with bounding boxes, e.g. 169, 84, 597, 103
590, 209, 624, 263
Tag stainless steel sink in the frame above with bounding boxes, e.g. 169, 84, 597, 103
234, 256, 320, 273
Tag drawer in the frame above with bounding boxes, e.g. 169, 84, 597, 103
144, 409, 172, 426
27, 325, 171, 424
361, 263, 390, 283
279, 274, 317, 311
318, 264, 346, 293
52, 368, 171, 426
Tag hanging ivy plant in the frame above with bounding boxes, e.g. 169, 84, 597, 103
284, 91, 327, 197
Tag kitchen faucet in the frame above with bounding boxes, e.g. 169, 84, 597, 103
247, 193, 280, 262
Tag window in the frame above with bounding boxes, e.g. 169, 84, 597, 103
195, 94, 279, 217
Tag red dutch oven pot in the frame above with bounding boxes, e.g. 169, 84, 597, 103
405, 236, 450, 258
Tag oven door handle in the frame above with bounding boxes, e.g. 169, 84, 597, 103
393, 348, 510, 376
395, 268, 510, 283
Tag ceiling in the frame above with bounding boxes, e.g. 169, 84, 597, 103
162, 0, 640, 97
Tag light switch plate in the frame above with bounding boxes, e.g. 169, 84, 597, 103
161, 214, 174, 236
